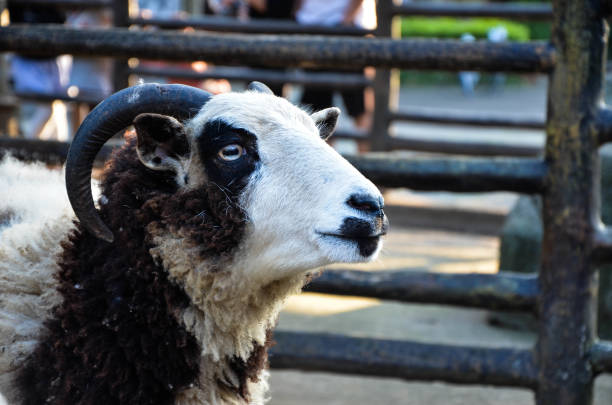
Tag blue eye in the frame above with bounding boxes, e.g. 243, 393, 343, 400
218, 144, 244, 161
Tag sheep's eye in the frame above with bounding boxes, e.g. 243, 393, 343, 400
218, 144, 244, 161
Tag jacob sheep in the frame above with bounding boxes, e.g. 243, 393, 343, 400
0, 82, 388, 405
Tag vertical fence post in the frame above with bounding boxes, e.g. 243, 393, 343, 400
537, 1, 607, 404
370, 0, 393, 151
0, 0, 16, 137
112, 0, 130, 91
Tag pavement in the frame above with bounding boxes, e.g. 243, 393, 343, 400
392, 76, 547, 151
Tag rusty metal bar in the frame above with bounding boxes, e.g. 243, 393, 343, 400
15, 91, 103, 105
6, 0, 112, 8
390, 108, 546, 129
346, 155, 547, 193
596, 106, 612, 144
0, 25, 556, 72
269, 331, 537, 388
130, 16, 371, 36
112, 0, 130, 91
0, 138, 546, 192
387, 136, 542, 157
0, 138, 112, 164
333, 128, 367, 140
392, 1, 553, 20
131, 65, 371, 89
369, 0, 394, 151
592, 225, 612, 263
304, 270, 538, 312
590, 340, 612, 373
536, 1, 606, 404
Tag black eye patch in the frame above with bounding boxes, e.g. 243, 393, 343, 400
197, 119, 260, 194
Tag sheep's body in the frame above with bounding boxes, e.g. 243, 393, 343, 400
0, 85, 387, 405
1, 145, 279, 405
0, 158, 73, 403
0, 152, 306, 405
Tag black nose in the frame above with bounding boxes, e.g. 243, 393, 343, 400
347, 193, 384, 215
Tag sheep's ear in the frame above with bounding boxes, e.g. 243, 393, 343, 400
311, 107, 340, 140
134, 113, 190, 172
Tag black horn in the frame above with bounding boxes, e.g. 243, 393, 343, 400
65, 83, 212, 243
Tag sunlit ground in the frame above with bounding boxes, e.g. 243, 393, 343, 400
284, 223, 500, 319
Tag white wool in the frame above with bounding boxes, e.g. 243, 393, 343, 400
0, 157, 75, 404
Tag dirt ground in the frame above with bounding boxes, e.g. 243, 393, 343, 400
268, 223, 612, 404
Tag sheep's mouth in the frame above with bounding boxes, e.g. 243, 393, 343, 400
318, 233, 384, 241
316, 232, 383, 257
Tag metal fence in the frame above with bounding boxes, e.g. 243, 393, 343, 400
1, 1, 611, 404
1, 0, 554, 156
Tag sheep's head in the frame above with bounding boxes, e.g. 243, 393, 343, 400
65, 82, 387, 278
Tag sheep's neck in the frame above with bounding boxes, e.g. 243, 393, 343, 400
148, 230, 307, 404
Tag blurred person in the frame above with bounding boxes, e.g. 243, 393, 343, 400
205, 0, 299, 96
246, 0, 297, 20
296, 0, 366, 27
66, 10, 113, 100
8, 4, 69, 139
245, 0, 299, 96
138, 0, 184, 19
136, 0, 231, 95
209, 0, 297, 19
296, 0, 373, 131
208, 0, 248, 18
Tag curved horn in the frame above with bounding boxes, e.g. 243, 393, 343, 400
247, 81, 274, 95
65, 83, 212, 243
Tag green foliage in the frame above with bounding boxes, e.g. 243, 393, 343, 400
525, 21, 551, 40
400, 17, 530, 42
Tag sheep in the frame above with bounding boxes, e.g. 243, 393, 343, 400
0, 82, 388, 405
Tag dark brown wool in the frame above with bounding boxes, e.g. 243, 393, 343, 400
225, 330, 275, 401
17, 139, 267, 405
0, 208, 15, 227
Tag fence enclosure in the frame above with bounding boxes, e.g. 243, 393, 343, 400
1, 1, 611, 405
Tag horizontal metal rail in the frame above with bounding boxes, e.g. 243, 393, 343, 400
333, 128, 367, 140
131, 65, 371, 89
0, 25, 556, 72
590, 340, 612, 373
346, 154, 547, 193
0, 131, 366, 159
390, 108, 546, 129
0, 137, 112, 164
0, 139, 547, 192
6, 0, 112, 9
304, 270, 538, 312
15, 91, 103, 105
392, 1, 553, 20
388, 136, 542, 157
269, 331, 537, 388
130, 16, 371, 36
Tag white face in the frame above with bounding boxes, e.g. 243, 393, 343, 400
186, 90, 387, 279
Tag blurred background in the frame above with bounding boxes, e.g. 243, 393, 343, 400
1, 0, 611, 404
